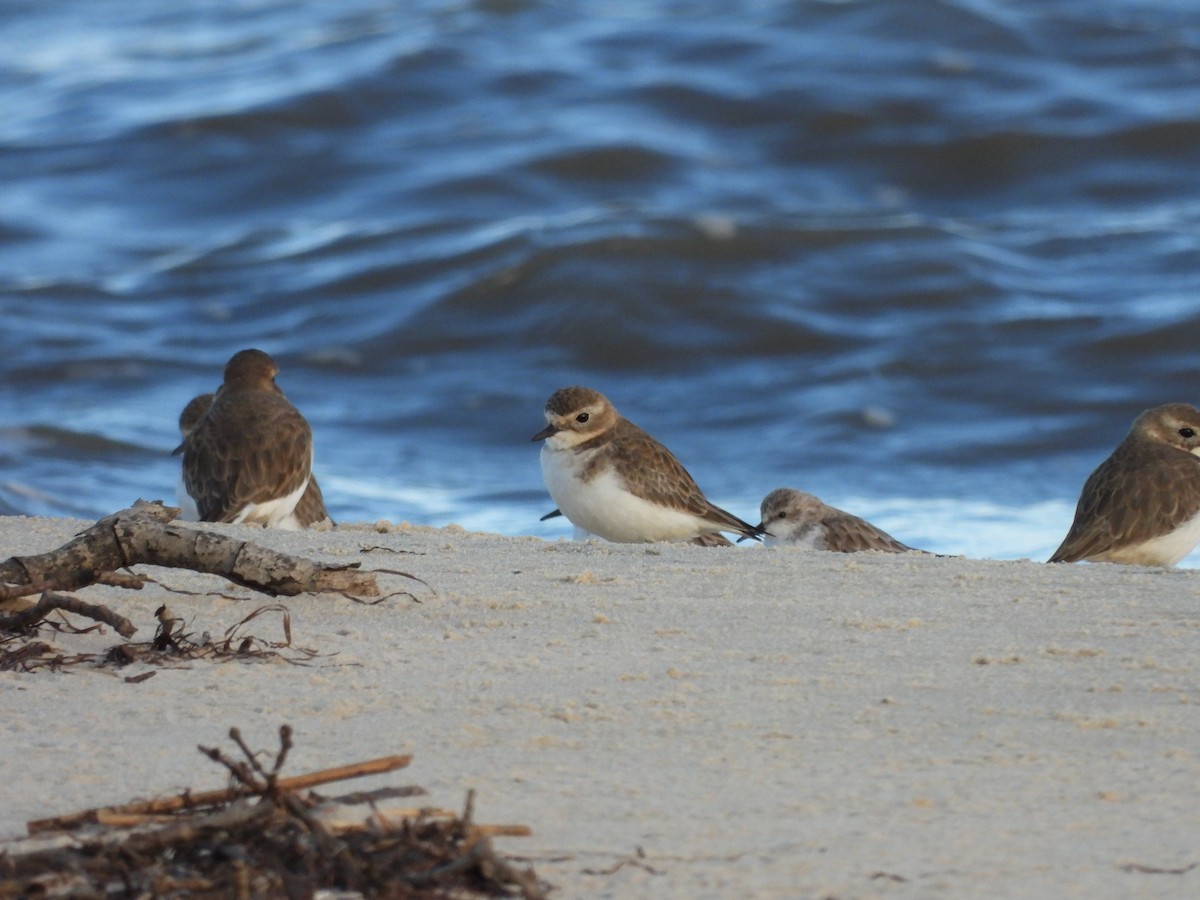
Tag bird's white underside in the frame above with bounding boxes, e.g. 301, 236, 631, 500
763, 525, 824, 550
540, 445, 716, 543
179, 470, 311, 530
230, 474, 310, 530
1091, 508, 1200, 566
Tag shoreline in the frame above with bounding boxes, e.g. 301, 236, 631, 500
2, 514, 1198, 896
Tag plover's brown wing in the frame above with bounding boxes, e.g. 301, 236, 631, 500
597, 420, 762, 540
294, 475, 332, 526
820, 511, 916, 553
1049, 441, 1200, 563
183, 394, 312, 523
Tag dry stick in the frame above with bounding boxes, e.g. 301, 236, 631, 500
94, 803, 269, 831
0, 592, 136, 638
214, 726, 356, 876
321, 806, 460, 829
365, 568, 432, 592
119, 802, 278, 858
27, 753, 413, 833
0, 641, 55, 670
0, 500, 381, 599
404, 836, 547, 900
0, 579, 64, 602
338, 566, 431, 605
321, 815, 532, 839
94, 571, 147, 589
227, 725, 287, 784
314, 785, 428, 805
198, 745, 260, 796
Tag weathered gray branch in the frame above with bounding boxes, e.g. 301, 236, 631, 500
0, 500, 379, 599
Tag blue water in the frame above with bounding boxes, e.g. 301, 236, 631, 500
2, 0, 1200, 561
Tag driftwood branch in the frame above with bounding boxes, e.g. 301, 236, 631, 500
27, 747, 413, 833
0, 592, 136, 637
0, 500, 379, 599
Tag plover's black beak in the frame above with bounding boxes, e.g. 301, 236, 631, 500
540, 508, 563, 521
531, 424, 558, 441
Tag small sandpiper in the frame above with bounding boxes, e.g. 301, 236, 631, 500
756, 488, 921, 553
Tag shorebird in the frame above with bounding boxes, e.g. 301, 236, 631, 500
532, 386, 760, 544
1049, 403, 1200, 566
756, 488, 921, 552
176, 391, 332, 527
175, 349, 317, 529
174, 393, 213, 522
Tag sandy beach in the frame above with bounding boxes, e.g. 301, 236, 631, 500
2, 513, 1198, 898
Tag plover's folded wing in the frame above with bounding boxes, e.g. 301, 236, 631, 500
1050, 440, 1200, 563
601, 420, 761, 540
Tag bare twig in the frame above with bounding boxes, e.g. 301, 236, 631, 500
1121, 862, 1198, 875
0, 592, 136, 638
27, 751, 413, 833
95, 571, 147, 589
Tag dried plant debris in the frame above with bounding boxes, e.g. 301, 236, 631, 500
1, 604, 320, 674
0, 502, 430, 673
115, 603, 321, 668
2, 725, 545, 899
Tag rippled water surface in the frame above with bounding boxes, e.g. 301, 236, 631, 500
2, 0, 1200, 561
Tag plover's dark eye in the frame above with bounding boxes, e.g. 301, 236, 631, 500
776, 511, 787, 519
575, 412, 589, 423
1180, 427, 1196, 439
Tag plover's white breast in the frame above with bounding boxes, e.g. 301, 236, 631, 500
1094, 510, 1200, 566
540, 446, 707, 543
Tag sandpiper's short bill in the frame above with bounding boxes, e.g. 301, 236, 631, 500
755, 487, 921, 553
532, 386, 760, 544
1049, 403, 1200, 566
175, 349, 318, 530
